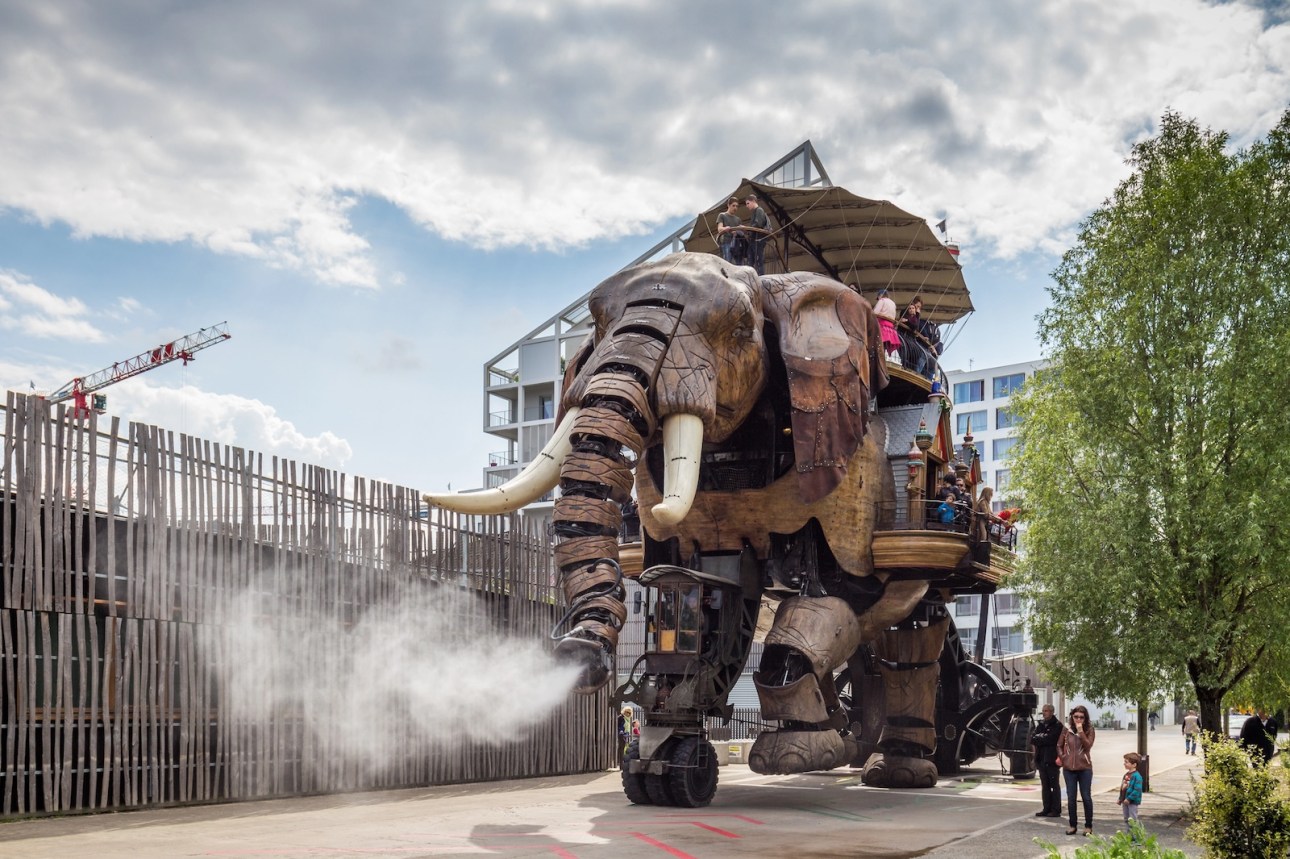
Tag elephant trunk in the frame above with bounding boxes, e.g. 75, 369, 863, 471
551, 369, 654, 692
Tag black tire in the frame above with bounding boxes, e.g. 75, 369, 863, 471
645, 772, 675, 806
666, 736, 719, 808
620, 740, 652, 805
1006, 715, 1036, 778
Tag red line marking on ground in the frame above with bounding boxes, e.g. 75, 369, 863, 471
629, 832, 698, 858
689, 821, 740, 838
547, 848, 580, 858
656, 813, 764, 825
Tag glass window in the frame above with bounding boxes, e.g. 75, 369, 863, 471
955, 594, 980, 615
954, 380, 984, 403
992, 626, 1025, 655
993, 373, 1026, 399
676, 584, 701, 653
995, 593, 1021, 614
996, 469, 1011, 492
996, 407, 1017, 429
993, 437, 1019, 460
956, 410, 987, 435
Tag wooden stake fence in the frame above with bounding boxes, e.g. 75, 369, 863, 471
0, 392, 613, 817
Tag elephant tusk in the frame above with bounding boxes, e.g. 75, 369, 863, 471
423, 408, 579, 514
651, 413, 704, 527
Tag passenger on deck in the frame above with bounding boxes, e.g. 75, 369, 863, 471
743, 194, 770, 274
716, 197, 743, 264
899, 297, 929, 375
936, 493, 957, 525
935, 474, 957, 502
971, 487, 1004, 564
874, 289, 901, 359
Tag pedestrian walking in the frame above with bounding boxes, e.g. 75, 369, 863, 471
1181, 709, 1200, 755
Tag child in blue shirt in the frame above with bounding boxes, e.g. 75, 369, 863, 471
936, 493, 957, 525
1118, 752, 1145, 838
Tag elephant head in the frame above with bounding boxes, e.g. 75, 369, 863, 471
425, 252, 886, 691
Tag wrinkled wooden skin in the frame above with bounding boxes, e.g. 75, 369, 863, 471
549, 253, 941, 784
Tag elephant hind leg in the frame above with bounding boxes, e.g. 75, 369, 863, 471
748, 596, 861, 774
859, 617, 948, 789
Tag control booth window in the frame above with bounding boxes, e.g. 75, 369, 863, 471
649, 583, 701, 654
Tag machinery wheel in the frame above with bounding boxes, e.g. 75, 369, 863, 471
645, 772, 675, 806
1005, 715, 1036, 778
620, 740, 652, 805
665, 736, 719, 808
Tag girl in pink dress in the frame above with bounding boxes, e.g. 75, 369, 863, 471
874, 289, 901, 356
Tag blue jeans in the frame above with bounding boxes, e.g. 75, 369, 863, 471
1185, 733, 1197, 754
1064, 767, 1093, 828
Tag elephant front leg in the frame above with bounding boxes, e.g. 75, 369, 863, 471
551, 375, 650, 692
860, 616, 948, 788
748, 596, 861, 774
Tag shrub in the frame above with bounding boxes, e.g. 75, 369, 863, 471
1035, 821, 1184, 857
1187, 734, 1290, 857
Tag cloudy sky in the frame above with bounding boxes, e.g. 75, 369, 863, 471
1, 0, 1287, 494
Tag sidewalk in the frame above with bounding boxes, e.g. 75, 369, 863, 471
923, 729, 1204, 857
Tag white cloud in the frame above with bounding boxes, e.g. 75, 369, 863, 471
0, 270, 106, 342
0, 0, 1286, 283
0, 360, 351, 472
109, 384, 354, 467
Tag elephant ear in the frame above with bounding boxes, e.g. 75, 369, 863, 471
760, 273, 885, 504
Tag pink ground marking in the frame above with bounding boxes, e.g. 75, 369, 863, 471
628, 832, 698, 858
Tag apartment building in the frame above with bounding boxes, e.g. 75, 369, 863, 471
944, 360, 1046, 661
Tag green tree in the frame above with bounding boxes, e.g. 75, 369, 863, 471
1009, 109, 1290, 732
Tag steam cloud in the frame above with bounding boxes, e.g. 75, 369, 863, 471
204, 585, 582, 775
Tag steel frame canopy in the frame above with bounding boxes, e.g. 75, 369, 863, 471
682, 180, 972, 324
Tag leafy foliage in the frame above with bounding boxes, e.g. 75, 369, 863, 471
1008, 109, 1290, 725
1035, 821, 1185, 858
1187, 734, 1290, 857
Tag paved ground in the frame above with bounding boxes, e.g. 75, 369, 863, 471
0, 730, 1205, 858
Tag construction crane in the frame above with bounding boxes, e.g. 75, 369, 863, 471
47, 322, 232, 418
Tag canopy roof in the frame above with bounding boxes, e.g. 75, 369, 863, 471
683, 180, 972, 324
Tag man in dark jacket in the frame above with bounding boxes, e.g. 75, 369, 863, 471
1030, 703, 1063, 816
1238, 710, 1280, 764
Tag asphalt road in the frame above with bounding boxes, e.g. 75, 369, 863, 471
0, 730, 1205, 859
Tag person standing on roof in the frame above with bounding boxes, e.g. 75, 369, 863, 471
716, 197, 743, 264
743, 194, 770, 274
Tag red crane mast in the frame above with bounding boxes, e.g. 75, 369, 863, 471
47, 322, 232, 418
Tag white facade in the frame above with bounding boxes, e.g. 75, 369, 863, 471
944, 360, 1045, 660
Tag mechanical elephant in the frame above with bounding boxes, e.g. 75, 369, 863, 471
427, 251, 947, 789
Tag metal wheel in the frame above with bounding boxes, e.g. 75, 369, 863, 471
665, 736, 719, 808
620, 739, 652, 805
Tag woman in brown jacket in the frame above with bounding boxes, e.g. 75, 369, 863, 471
1058, 704, 1097, 836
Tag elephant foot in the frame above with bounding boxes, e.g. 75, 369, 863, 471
860, 753, 938, 788
553, 631, 613, 693
748, 729, 846, 775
